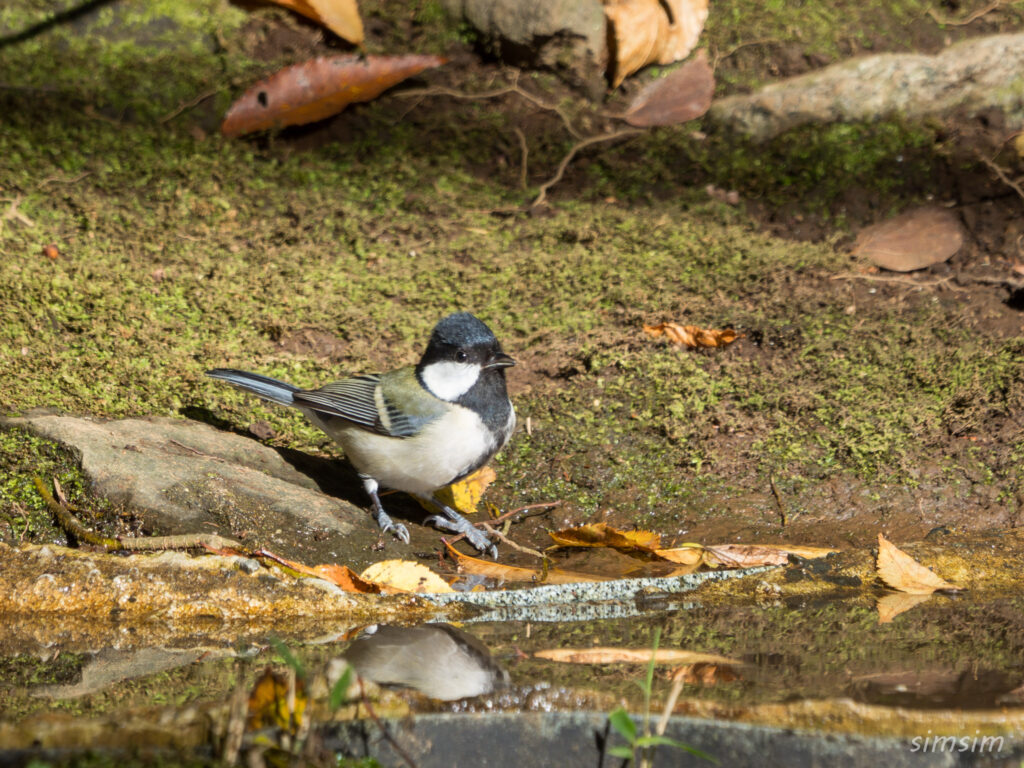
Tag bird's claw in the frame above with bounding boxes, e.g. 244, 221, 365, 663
426, 514, 497, 558
375, 510, 410, 543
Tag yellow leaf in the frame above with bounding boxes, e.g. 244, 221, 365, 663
549, 522, 661, 551
247, 668, 306, 732
535, 647, 742, 666
269, 0, 364, 45
359, 559, 454, 594
876, 534, 960, 595
430, 465, 497, 517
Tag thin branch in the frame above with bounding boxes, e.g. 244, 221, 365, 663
513, 126, 529, 190
531, 129, 644, 208
481, 523, 545, 559
159, 87, 220, 123
928, 0, 1004, 26
977, 152, 1024, 202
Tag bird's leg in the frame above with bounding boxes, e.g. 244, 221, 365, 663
416, 493, 498, 558
362, 476, 409, 544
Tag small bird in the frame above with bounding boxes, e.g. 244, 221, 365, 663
206, 312, 515, 556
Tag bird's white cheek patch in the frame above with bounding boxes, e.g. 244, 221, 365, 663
421, 361, 481, 401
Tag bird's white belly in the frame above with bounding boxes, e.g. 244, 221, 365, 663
314, 406, 495, 494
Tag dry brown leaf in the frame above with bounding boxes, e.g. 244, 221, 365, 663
536, 647, 742, 666
852, 207, 964, 272
549, 522, 661, 552
702, 543, 839, 568
253, 548, 382, 593
876, 591, 933, 623
653, 544, 704, 565
643, 322, 740, 349
427, 465, 496, 517
623, 49, 714, 127
671, 661, 742, 686
269, 0, 364, 45
359, 559, 453, 594
604, 0, 709, 86
444, 540, 607, 584
876, 534, 960, 595
222, 54, 447, 137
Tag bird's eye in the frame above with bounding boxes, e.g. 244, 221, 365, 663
455, 350, 468, 363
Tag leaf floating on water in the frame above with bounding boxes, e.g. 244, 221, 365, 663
643, 322, 739, 349
549, 522, 661, 552
852, 206, 964, 272
876, 533, 960, 595
222, 54, 448, 137
623, 49, 714, 127
359, 558, 454, 594
535, 647, 742, 666
604, 0, 709, 87
269, 0, 364, 45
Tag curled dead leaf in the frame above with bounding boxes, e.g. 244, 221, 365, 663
549, 522, 661, 552
444, 540, 607, 584
643, 321, 740, 349
876, 533, 960, 595
702, 543, 839, 568
605, 0, 709, 87
623, 49, 714, 127
852, 207, 964, 272
253, 548, 381, 593
222, 54, 447, 138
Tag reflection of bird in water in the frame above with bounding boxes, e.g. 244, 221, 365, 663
342, 623, 509, 701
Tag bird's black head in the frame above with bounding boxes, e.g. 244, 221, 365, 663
417, 312, 514, 403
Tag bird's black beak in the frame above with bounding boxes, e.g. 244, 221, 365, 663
485, 352, 516, 369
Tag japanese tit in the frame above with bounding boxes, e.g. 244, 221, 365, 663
206, 312, 515, 556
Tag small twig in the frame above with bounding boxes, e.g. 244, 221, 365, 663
34, 477, 121, 549
927, 0, 1004, 26
656, 672, 687, 737
531, 129, 644, 208
513, 126, 529, 190
977, 152, 1024, 202
358, 679, 419, 768
769, 476, 786, 527
481, 523, 545, 559
830, 272, 964, 290
490, 499, 562, 525
222, 664, 249, 765
117, 532, 244, 551
159, 87, 219, 123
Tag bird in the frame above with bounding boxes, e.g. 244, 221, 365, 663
206, 312, 515, 556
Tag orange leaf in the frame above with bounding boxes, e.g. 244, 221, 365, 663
876, 533, 960, 594
549, 522, 661, 552
222, 54, 447, 138
671, 662, 742, 685
653, 544, 704, 565
444, 540, 609, 584
623, 49, 714, 127
604, 0, 709, 87
359, 559, 454, 594
852, 207, 964, 272
270, 0, 364, 45
253, 548, 381, 593
535, 647, 742, 666
643, 322, 740, 349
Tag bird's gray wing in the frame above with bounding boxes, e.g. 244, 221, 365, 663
292, 374, 420, 437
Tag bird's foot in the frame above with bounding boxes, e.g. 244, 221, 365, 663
374, 509, 410, 544
426, 513, 497, 558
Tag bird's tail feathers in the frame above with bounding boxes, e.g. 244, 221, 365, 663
206, 368, 299, 406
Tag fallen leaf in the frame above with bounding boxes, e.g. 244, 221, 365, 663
643, 322, 740, 349
42, 243, 59, 260
623, 49, 714, 127
671, 661, 742, 685
268, 0, 364, 45
359, 559, 454, 594
653, 544, 704, 565
549, 522, 661, 552
536, 647, 742, 666
254, 548, 382, 593
428, 465, 496, 517
852, 207, 964, 272
876, 533, 960, 594
701, 543, 839, 568
222, 54, 447, 137
876, 591, 932, 623
444, 540, 609, 584
604, 0, 709, 86
247, 668, 306, 731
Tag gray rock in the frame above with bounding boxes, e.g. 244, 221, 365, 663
4, 413, 401, 564
710, 33, 1024, 140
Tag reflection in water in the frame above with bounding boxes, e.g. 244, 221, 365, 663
342, 624, 509, 701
